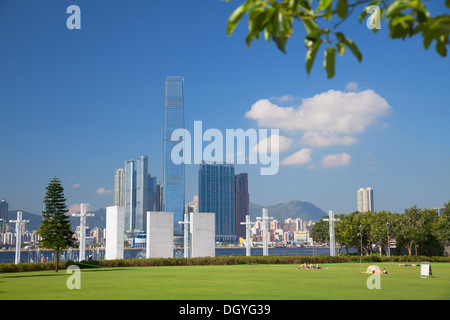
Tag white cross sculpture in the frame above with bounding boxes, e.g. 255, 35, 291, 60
257, 208, 273, 256
178, 213, 190, 258
240, 215, 254, 256
72, 203, 94, 261
323, 210, 340, 256
10, 211, 29, 264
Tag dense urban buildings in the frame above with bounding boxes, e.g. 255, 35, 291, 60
163, 76, 185, 237
357, 187, 374, 212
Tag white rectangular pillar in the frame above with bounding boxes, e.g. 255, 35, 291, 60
190, 212, 215, 258
146, 211, 174, 258
105, 206, 124, 260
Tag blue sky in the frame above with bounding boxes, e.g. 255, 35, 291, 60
0, 0, 449, 216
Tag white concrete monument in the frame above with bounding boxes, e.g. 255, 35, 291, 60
11, 211, 29, 264
324, 210, 340, 256
105, 206, 125, 260
257, 208, 273, 256
240, 215, 254, 256
146, 211, 174, 258
72, 203, 94, 261
178, 213, 190, 258
190, 212, 215, 258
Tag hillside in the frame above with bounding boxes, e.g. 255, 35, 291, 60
249, 200, 327, 222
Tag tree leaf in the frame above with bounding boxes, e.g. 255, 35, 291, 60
343, 37, 362, 62
386, 0, 411, 18
227, 0, 256, 36
337, 0, 348, 19
336, 42, 346, 56
317, 0, 333, 11
305, 40, 322, 75
323, 47, 336, 79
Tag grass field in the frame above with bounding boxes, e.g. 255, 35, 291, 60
1, 262, 449, 300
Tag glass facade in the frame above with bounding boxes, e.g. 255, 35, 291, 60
235, 173, 249, 240
163, 76, 185, 236
124, 159, 136, 232
135, 156, 148, 232
199, 162, 236, 242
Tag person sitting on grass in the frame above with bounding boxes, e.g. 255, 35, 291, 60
298, 264, 323, 270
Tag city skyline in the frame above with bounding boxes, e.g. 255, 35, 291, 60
0, 1, 449, 217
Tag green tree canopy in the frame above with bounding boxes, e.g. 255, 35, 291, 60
225, 0, 449, 78
37, 177, 74, 272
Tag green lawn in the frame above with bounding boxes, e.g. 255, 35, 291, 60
1, 262, 449, 300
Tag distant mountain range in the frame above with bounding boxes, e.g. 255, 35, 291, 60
7, 208, 107, 233
249, 200, 327, 222
8, 199, 326, 232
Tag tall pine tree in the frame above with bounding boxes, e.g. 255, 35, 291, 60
38, 177, 74, 272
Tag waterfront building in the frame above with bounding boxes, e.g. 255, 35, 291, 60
163, 76, 185, 237
357, 187, 374, 212
0, 199, 8, 233
135, 156, 149, 232
235, 173, 249, 240
114, 169, 125, 206
199, 162, 236, 242
121, 156, 155, 233
124, 159, 136, 231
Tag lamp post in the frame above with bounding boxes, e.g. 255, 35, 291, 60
386, 222, 390, 258
358, 224, 363, 274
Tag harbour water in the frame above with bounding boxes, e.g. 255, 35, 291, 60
0, 247, 355, 264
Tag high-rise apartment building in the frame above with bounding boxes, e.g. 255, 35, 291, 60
235, 173, 249, 240
114, 169, 125, 206
135, 156, 149, 232
357, 187, 374, 212
163, 76, 185, 236
124, 159, 136, 231
119, 156, 155, 233
199, 162, 236, 243
0, 198, 8, 233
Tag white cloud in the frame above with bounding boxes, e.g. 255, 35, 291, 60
246, 89, 391, 134
345, 82, 359, 91
281, 148, 313, 165
72, 183, 80, 188
96, 187, 112, 195
245, 89, 391, 148
252, 133, 293, 153
321, 153, 351, 168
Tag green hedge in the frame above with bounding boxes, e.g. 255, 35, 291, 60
1, 255, 449, 273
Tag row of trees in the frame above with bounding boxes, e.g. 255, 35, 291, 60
311, 203, 450, 256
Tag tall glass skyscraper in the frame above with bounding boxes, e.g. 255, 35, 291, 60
135, 156, 149, 232
163, 76, 185, 236
124, 159, 136, 232
199, 162, 236, 243
0, 198, 8, 233
123, 156, 151, 233
114, 168, 125, 206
